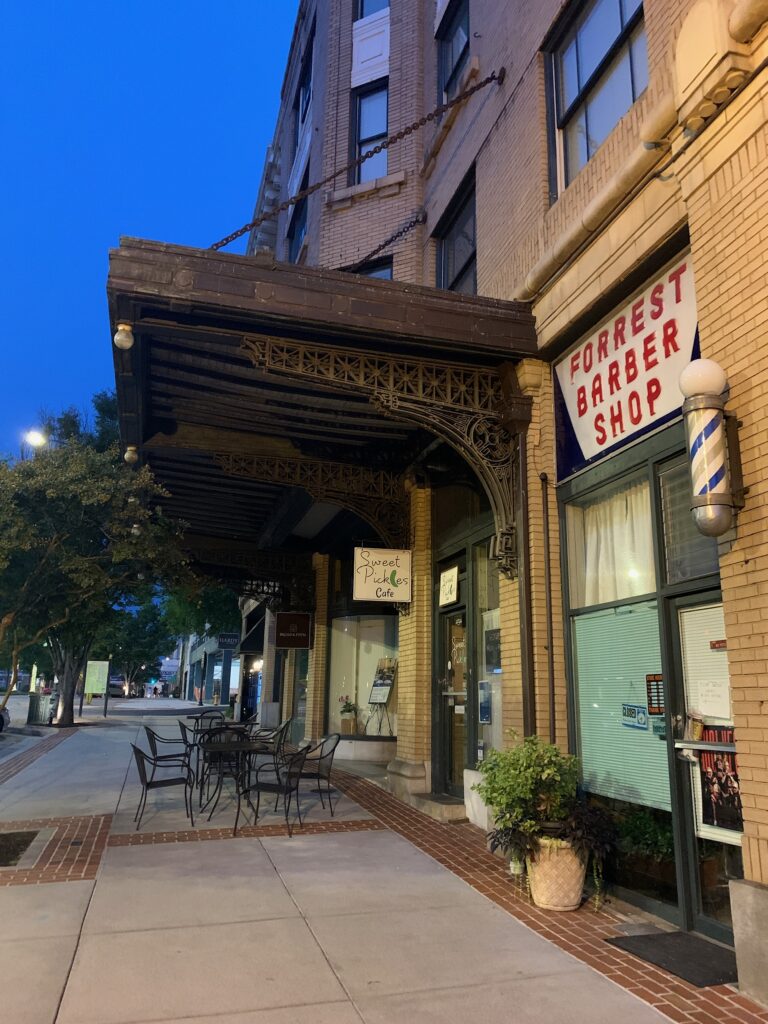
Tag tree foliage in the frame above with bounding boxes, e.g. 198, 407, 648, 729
92, 602, 176, 692
39, 389, 120, 452
163, 584, 240, 640
0, 442, 188, 724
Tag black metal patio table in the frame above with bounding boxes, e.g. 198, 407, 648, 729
197, 736, 269, 835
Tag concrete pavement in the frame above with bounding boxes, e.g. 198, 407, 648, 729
0, 703, 668, 1024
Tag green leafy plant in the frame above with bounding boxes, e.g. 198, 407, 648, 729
474, 735, 579, 828
474, 735, 617, 907
339, 696, 358, 715
618, 808, 674, 862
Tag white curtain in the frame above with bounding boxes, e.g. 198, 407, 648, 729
567, 477, 655, 608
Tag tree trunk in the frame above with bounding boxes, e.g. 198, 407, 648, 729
50, 643, 91, 727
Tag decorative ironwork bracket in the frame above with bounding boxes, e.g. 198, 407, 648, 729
214, 452, 409, 549
242, 336, 532, 577
185, 545, 315, 612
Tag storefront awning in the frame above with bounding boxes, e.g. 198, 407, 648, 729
108, 239, 538, 575
237, 614, 265, 656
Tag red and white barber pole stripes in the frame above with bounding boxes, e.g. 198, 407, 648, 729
679, 359, 733, 537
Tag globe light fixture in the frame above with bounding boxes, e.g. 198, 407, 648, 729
24, 429, 47, 448
113, 323, 134, 351
124, 446, 139, 464
679, 358, 744, 537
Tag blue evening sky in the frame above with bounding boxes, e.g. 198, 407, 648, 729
0, 1, 298, 456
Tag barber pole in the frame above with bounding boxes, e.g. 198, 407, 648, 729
679, 359, 734, 537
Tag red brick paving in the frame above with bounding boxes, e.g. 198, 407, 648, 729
0, 815, 111, 885
0, 728, 76, 785
108, 817, 386, 845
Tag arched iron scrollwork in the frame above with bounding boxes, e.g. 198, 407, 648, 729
214, 452, 409, 549
242, 336, 531, 578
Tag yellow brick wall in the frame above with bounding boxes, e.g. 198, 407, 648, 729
395, 484, 433, 765
305, 553, 330, 742
282, 649, 297, 720
318, 0, 427, 279
675, 71, 768, 886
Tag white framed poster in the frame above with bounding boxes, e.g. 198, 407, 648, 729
439, 566, 459, 606
353, 547, 411, 603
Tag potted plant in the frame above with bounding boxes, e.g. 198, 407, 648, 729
339, 696, 358, 735
474, 735, 617, 911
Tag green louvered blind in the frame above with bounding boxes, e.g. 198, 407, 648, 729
573, 602, 671, 811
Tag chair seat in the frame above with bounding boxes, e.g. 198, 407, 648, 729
301, 770, 327, 782
146, 775, 190, 790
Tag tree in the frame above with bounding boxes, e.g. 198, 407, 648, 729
93, 602, 175, 695
40, 389, 120, 452
163, 585, 241, 639
0, 442, 188, 725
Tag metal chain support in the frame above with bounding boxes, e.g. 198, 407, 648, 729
210, 68, 505, 251
347, 211, 427, 271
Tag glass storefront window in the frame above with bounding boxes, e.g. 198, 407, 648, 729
566, 474, 655, 608
573, 601, 671, 811
659, 460, 719, 584
474, 542, 503, 754
328, 615, 398, 735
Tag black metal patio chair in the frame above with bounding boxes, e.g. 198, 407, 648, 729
192, 709, 225, 736
131, 744, 195, 831
241, 746, 310, 836
300, 733, 341, 815
143, 726, 189, 782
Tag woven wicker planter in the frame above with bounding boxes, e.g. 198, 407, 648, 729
526, 837, 586, 911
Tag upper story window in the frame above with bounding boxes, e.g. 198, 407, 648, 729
287, 171, 309, 263
552, 0, 648, 187
359, 0, 388, 17
356, 257, 393, 279
436, 175, 476, 294
356, 82, 388, 183
293, 33, 314, 154
438, 0, 469, 98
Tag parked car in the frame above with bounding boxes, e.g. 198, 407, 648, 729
107, 681, 126, 698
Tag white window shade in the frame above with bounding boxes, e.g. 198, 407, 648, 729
574, 602, 671, 811
352, 7, 390, 88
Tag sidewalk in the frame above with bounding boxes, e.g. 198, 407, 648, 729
0, 708, 763, 1024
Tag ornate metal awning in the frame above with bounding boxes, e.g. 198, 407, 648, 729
108, 239, 537, 578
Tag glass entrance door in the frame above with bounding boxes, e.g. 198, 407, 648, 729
438, 609, 468, 796
669, 595, 743, 939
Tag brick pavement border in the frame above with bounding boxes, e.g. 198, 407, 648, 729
0, 814, 111, 886
0, 728, 76, 786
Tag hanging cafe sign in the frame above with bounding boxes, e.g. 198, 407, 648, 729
353, 547, 412, 603
554, 257, 698, 479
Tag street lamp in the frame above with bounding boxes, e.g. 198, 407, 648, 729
113, 323, 135, 351
24, 429, 47, 448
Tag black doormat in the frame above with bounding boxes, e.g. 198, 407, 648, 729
0, 831, 38, 867
606, 930, 737, 987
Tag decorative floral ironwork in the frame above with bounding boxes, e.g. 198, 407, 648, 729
214, 452, 409, 549
240, 335, 530, 578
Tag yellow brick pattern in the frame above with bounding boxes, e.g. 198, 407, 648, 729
305, 553, 330, 742
281, 649, 297, 720
676, 75, 768, 886
395, 485, 433, 765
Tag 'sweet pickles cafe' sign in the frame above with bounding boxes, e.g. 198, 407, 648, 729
353, 547, 412, 603
554, 258, 698, 479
